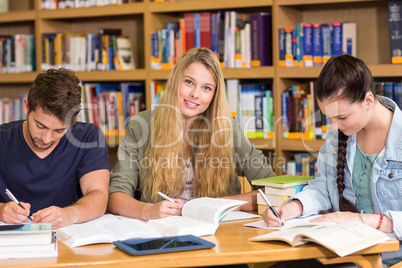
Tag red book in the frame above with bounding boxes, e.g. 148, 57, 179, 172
200, 12, 211, 49
184, 13, 195, 50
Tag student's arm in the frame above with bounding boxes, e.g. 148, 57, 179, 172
108, 192, 184, 221
32, 169, 109, 229
0, 201, 31, 223
221, 190, 258, 211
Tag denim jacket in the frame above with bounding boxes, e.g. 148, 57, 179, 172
290, 96, 402, 260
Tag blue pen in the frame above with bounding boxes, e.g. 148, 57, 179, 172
258, 188, 283, 225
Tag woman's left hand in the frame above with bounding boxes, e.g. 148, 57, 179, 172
310, 211, 360, 224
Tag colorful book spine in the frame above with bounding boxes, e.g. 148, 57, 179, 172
303, 23, 313, 67
312, 23, 322, 66
332, 22, 342, 56
388, 1, 402, 64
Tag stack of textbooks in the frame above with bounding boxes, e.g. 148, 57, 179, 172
0, 223, 57, 259
251, 175, 314, 214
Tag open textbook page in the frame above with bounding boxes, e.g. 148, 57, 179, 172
147, 198, 247, 237
57, 214, 162, 247
244, 215, 320, 229
249, 221, 390, 257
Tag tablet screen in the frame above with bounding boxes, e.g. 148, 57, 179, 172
129, 238, 199, 251
113, 235, 215, 255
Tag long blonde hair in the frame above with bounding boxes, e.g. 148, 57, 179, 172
143, 48, 235, 202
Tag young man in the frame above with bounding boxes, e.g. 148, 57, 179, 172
0, 68, 110, 229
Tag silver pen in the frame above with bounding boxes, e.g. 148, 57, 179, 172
157, 191, 176, 203
258, 188, 283, 225
5, 189, 33, 221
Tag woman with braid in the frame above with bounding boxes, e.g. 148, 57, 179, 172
263, 54, 402, 266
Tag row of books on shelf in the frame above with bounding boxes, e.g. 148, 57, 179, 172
0, 94, 26, 125
283, 153, 318, 178
281, 81, 329, 140
41, 0, 129, 9
252, 175, 314, 213
0, 34, 36, 74
226, 79, 274, 139
0, 223, 57, 259
375, 81, 402, 109
79, 82, 145, 137
279, 21, 356, 67
41, 28, 135, 72
151, 11, 271, 70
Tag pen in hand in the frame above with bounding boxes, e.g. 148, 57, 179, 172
258, 188, 283, 226
157, 191, 176, 203
5, 189, 33, 221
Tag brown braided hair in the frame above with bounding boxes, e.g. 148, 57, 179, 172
316, 54, 375, 212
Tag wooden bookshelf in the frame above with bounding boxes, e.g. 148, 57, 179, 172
1, 0, 400, 175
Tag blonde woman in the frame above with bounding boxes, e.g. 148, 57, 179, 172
108, 48, 276, 220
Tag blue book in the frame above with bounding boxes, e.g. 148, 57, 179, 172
388, 1, 402, 63
211, 13, 219, 56
312, 23, 322, 66
95, 83, 120, 96
321, 23, 332, 64
332, 22, 342, 56
303, 23, 313, 67
281, 91, 289, 138
278, 28, 286, 66
393, 82, 402, 109
194, 13, 201, 48
384, 82, 394, 100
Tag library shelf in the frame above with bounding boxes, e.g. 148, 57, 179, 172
149, 67, 274, 80
76, 70, 148, 82
276, 0, 381, 6
39, 3, 146, 19
0, 72, 39, 83
149, 0, 273, 13
0, 10, 36, 23
279, 138, 325, 152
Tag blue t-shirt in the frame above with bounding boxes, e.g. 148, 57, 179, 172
0, 121, 109, 214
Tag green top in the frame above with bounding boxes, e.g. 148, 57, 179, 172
352, 143, 378, 214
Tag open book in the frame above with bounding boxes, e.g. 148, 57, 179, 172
249, 221, 390, 257
147, 198, 247, 237
57, 214, 162, 247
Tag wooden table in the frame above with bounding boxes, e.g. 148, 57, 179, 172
1, 218, 399, 268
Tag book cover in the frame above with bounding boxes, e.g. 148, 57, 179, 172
303, 24, 313, 67
0, 223, 52, 247
184, 13, 195, 50
116, 36, 135, 70
264, 184, 305, 196
332, 22, 342, 56
251, 175, 314, 188
250, 13, 272, 67
249, 221, 390, 257
342, 21, 356, 57
278, 28, 286, 67
321, 23, 332, 64
284, 28, 293, 67
312, 23, 322, 66
388, 1, 402, 64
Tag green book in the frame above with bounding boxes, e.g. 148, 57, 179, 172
251, 175, 314, 188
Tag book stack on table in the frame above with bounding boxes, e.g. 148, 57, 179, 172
0, 223, 57, 259
251, 175, 314, 214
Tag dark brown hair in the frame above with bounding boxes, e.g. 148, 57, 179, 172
27, 68, 81, 125
316, 54, 374, 212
